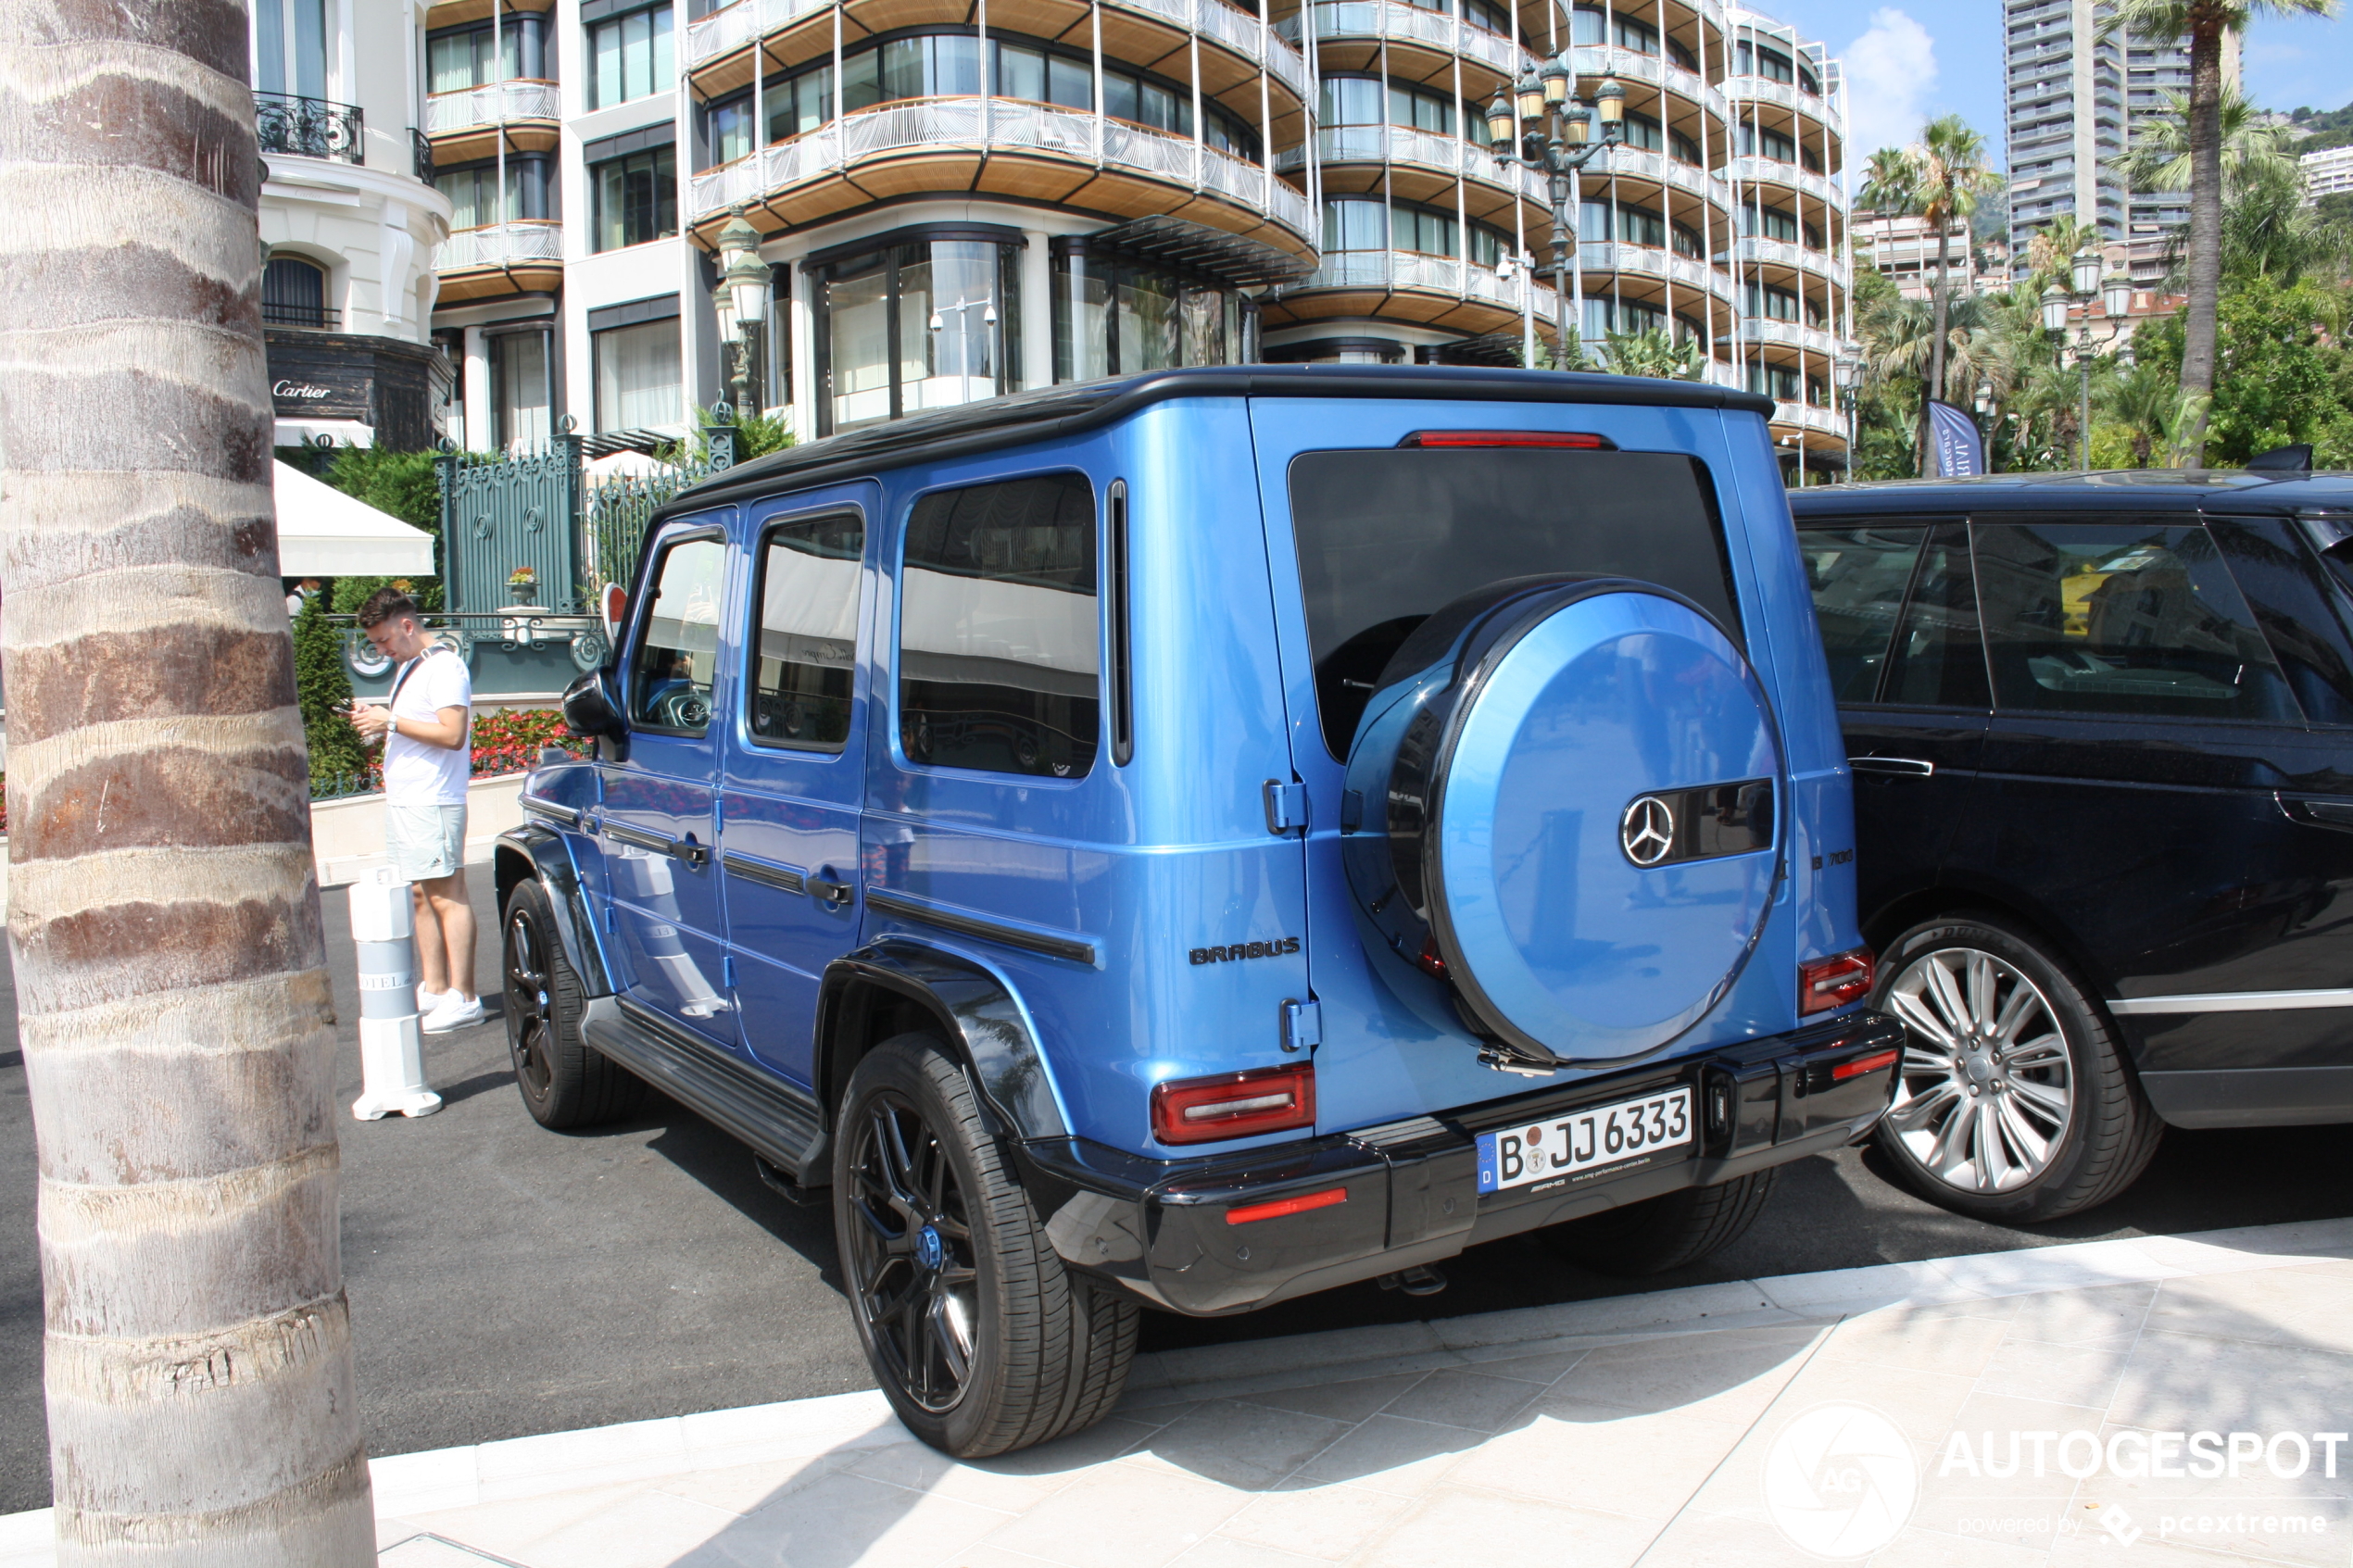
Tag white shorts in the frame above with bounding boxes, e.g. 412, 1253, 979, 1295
387, 803, 468, 883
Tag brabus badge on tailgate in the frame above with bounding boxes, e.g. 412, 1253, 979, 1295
1190, 937, 1302, 965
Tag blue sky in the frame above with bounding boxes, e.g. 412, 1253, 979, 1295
1738, 0, 2353, 167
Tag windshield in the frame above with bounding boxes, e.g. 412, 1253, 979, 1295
1288, 447, 1741, 758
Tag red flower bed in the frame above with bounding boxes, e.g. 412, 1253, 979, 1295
471, 707, 591, 779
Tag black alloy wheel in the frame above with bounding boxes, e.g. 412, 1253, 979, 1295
499, 880, 638, 1129
844, 1092, 981, 1413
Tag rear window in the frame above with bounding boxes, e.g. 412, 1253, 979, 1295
1288, 448, 1741, 758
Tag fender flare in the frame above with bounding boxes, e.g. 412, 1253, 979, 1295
816, 937, 1069, 1143
492, 824, 615, 997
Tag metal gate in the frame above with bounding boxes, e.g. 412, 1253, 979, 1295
438, 420, 584, 614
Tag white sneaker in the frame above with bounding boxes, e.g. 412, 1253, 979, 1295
417, 985, 449, 1013
422, 995, 486, 1035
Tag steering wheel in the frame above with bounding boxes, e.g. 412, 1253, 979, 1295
645, 681, 712, 730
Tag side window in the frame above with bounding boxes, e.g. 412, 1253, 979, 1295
2210, 517, 2353, 726
1798, 525, 1924, 703
1972, 521, 2296, 721
900, 473, 1099, 778
1883, 523, 1989, 708
749, 513, 865, 750
629, 535, 726, 734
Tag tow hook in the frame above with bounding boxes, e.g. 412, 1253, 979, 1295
1377, 1265, 1449, 1297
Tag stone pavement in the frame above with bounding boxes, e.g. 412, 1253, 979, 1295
5, 1216, 2351, 1567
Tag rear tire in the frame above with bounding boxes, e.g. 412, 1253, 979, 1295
1542, 1169, 1778, 1276
1870, 914, 2159, 1223
502, 880, 639, 1129
834, 1033, 1137, 1458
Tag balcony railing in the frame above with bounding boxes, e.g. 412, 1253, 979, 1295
1277, 1, 1526, 80
1733, 234, 1849, 285
686, 0, 1305, 94
1726, 155, 1842, 209
437, 220, 564, 270
1568, 46, 1728, 122
1772, 400, 1846, 439
1299, 248, 1557, 319
1602, 144, 1729, 208
262, 301, 341, 330
1281, 124, 1552, 208
412, 129, 435, 182
255, 92, 364, 165
690, 98, 1312, 239
1573, 241, 1738, 307
426, 79, 563, 135
1738, 316, 1840, 358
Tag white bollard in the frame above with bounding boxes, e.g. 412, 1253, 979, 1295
349, 866, 443, 1120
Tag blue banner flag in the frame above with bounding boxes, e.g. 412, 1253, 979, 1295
1927, 400, 1985, 477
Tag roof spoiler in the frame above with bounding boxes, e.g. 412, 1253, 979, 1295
2248, 444, 2314, 473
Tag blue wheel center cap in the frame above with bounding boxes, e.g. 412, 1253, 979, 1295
914, 1224, 944, 1271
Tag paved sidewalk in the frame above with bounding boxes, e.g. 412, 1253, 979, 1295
6, 1217, 2351, 1567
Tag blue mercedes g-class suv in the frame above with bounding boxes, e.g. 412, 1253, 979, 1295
497, 365, 1902, 1457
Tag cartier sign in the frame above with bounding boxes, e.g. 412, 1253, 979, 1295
273, 379, 333, 400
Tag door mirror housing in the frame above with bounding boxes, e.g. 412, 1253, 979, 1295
562, 667, 628, 755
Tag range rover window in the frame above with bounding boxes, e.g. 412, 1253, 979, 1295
1972, 521, 2296, 721
1290, 447, 1740, 759
749, 513, 864, 750
629, 534, 726, 734
1800, 525, 1926, 701
900, 473, 1099, 778
1883, 522, 1989, 708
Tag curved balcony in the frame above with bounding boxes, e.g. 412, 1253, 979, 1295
1280, 125, 1550, 226
1600, 145, 1728, 210
1731, 235, 1847, 287
686, 0, 1307, 100
1266, 247, 1557, 334
1722, 73, 1842, 142
1725, 155, 1842, 210
690, 97, 1312, 252
1277, 1, 1526, 85
434, 220, 564, 302
424, 79, 561, 162
1772, 400, 1847, 441
1568, 46, 1729, 122
1739, 316, 1841, 359
1573, 240, 1738, 308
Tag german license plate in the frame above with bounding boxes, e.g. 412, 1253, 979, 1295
1477, 1087, 1693, 1195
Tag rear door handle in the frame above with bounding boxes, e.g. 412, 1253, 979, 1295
1851, 757, 1935, 777
809, 871, 855, 909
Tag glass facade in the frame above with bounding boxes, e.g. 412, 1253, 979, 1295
593, 145, 678, 251
594, 317, 683, 432
428, 24, 520, 93
590, 5, 674, 109
258, 0, 329, 98
488, 327, 552, 448
1052, 248, 1255, 383
813, 234, 1023, 434
1326, 198, 1506, 265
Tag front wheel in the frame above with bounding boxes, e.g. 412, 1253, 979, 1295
1870, 915, 2159, 1223
834, 1034, 1136, 1458
502, 881, 638, 1129
1541, 1169, 1778, 1276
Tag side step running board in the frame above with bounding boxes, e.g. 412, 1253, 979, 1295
581, 997, 830, 1186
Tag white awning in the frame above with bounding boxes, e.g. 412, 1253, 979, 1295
273, 460, 436, 577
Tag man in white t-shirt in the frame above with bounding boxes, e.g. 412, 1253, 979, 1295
349, 588, 484, 1034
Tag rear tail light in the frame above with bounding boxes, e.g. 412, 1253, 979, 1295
1416, 935, 1449, 978
1799, 947, 1875, 1015
1397, 430, 1616, 450
1151, 1062, 1316, 1146
1832, 1047, 1900, 1081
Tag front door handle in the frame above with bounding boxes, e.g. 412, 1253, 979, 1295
1851, 757, 1935, 777
809, 871, 855, 909
606, 821, 711, 866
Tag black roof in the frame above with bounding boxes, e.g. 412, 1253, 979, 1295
1787, 469, 2353, 519
657, 364, 1776, 521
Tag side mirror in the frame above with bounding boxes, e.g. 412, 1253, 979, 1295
561, 667, 627, 754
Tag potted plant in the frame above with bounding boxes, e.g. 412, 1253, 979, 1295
507, 565, 537, 606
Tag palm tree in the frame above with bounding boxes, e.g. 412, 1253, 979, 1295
0, 3, 373, 1561
1603, 328, 1707, 380
1858, 124, 2002, 472
2107, 358, 2188, 466
2116, 84, 2300, 200
2107, 0, 2341, 462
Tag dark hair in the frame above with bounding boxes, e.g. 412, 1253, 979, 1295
356, 587, 419, 629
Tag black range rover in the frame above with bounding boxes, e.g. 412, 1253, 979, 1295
1791, 470, 2353, 1222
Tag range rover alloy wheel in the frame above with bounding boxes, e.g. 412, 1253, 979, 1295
501, 880, 639, 1128
834, 1034, 1138, 1457
1869, 916, 2159, 1223
1882, 947, 2072, 1194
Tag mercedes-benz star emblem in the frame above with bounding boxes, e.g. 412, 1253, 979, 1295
1620, 796, 1677, 867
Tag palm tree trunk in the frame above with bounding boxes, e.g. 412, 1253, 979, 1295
0, 3, 374, 1562
1921, 210, 1954, 477
2179, 16, 2224, 464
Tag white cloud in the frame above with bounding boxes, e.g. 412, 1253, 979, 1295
1843, 8, 1940, 157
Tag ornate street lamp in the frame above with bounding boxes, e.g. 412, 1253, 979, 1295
2044, 248, 2119, 472
1833, 347, 1863, 483
1485, 56, 1625, 369
713, 205, 767, 425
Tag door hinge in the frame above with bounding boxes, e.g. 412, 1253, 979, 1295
1263, 779, 1310, 834
1280, 997, 1323, 1053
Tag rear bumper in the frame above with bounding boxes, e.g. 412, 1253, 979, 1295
1013, 1009, 1904, 1316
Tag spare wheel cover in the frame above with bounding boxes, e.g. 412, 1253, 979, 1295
1425, 585, 1781, 1060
